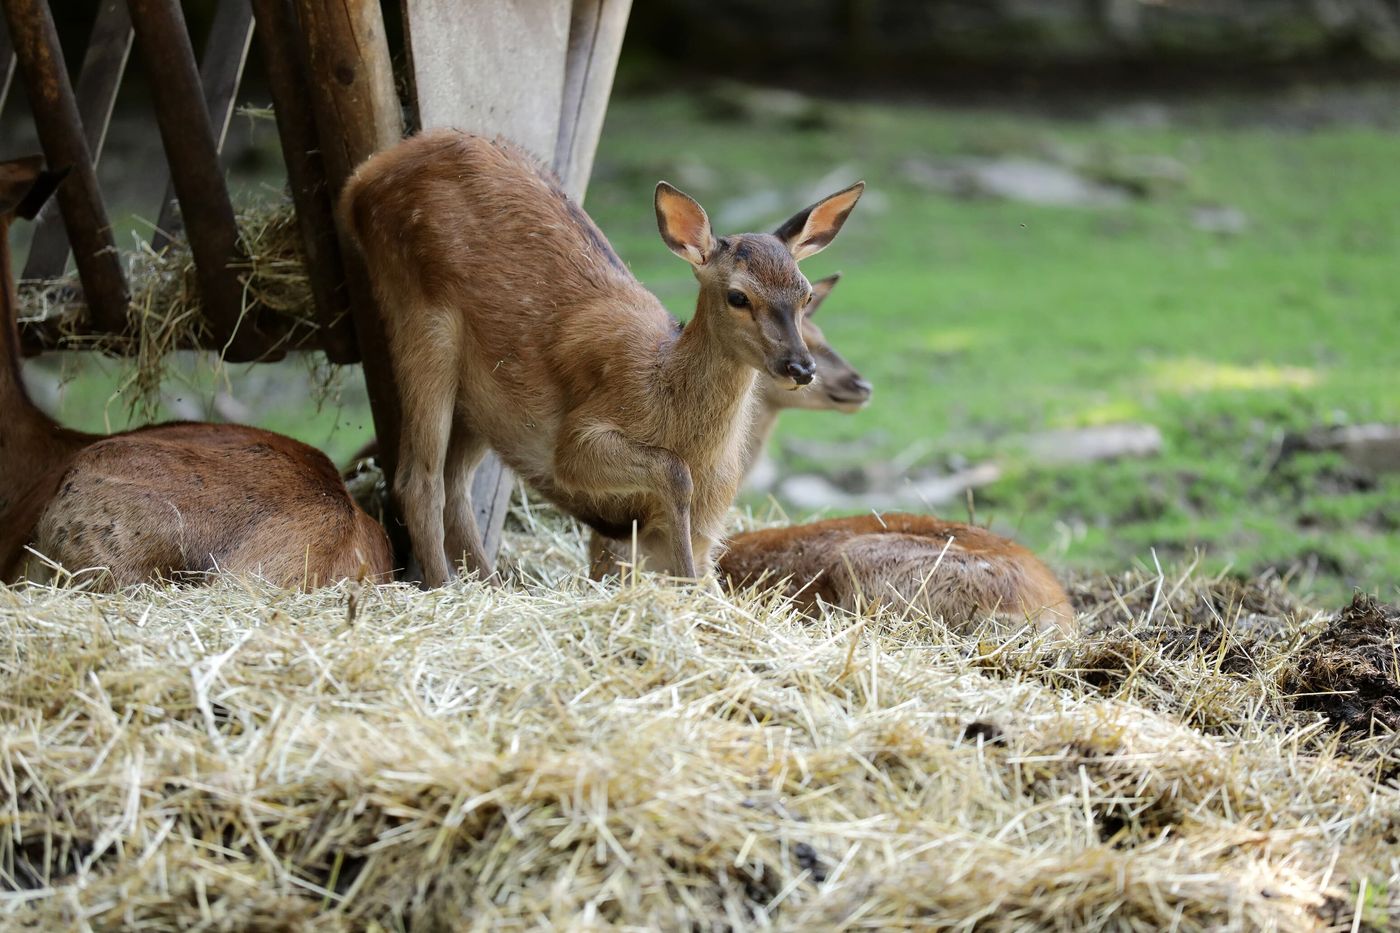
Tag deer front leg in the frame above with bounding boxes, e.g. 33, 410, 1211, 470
556, 422, 697, 579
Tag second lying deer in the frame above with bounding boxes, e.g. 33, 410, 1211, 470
718, 513, 1076, 636
342, 132, 863, 586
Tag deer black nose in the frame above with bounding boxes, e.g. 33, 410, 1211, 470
784, 358, 815, 385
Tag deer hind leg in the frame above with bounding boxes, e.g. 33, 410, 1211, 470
556, 422, 697, 579
393, 326, 459, 588
443, 408, 492, 579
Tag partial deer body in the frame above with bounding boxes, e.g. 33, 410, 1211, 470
737, 272, 870, 481
717, 513, 1076, 636
0, 157, 392, 589
342, 131, 862, 585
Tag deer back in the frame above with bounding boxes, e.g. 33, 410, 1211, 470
718, 513, 1075, 635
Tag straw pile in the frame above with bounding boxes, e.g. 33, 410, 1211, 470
2, 503, 1397, 930
17, 201, 322, 417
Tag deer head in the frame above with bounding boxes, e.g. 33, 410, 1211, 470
655, 180, 864, 389
761, 272, 872, 414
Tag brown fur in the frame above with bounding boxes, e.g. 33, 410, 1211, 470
739, 272, 870, 480
340, 131, 862, 585
0, 158, 391, 590
717, 513, 1076, 636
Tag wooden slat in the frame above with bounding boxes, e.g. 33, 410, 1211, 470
151, 0, 254, 251
127, 0, 263, 362
403, 0, 575, 567
0, 15, 15, 113
3, 0, 130, 334
250, 0, 357, 363
23, 0, 133, 282
554, 0, 631, 201
19, 308, 325, 356
293, 0, 407, 562
405, 0, 571, 159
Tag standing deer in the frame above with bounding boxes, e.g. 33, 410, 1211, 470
340, 271, 872, 571
341, 131, 863, 586
0, 157, 392, 589
718, 513, 1076, 636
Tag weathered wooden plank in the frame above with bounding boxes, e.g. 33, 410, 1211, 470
0, 15, 15, 113
405, 0, 571, 160
293, 0, 408, 563
555, 0, 631, 201
250, 0, 357, 363
23, 0, 133, 283
151, 0, 254, 251
3, 0, 130, 334
403, 0, 574, 567
127, 0, 263, 361
20, 308, 324, 356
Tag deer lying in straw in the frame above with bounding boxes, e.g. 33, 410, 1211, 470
342, 132, 863, 585
718, 513, 1076, 635
0, 157, 391, 589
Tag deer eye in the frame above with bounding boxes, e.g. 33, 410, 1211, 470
726, 290, 750, 309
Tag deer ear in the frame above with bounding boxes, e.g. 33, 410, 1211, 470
806, 272, 841, 316
775, 181, 864, 261
655, 181, 716, 267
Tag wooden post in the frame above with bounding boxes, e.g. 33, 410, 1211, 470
250, 0, 358, 363
22, 0, 133, 283
402, 0, 631, 566
127, 0, 263, 362
4, 0, 131, 335
404, 0, 574, 564
292, 0, 408, 559
397, 0, 632, 565
151, 0, 256, 252
0, 14, 16, 125
555, 0, 632, 203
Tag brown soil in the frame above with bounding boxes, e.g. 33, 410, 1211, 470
1282, 593, 1400, 739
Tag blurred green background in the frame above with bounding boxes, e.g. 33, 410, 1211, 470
4, 1, 1400, 604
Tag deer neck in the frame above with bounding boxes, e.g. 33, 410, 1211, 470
661, 297, 757, 458
0, 220, 90, 484
740, 398, 781, 479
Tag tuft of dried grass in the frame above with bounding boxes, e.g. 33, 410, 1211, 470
17, 201, 326, 419
1, 504, 1397, 930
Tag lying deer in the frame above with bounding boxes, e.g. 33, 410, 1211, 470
0, 157, 392, 589
718, 513, 1076, 635
342, 132, 863, 585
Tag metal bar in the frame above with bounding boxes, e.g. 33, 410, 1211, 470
293, 0, 407, 564
23, 0, 134, 282
249, 0, 357, 363
126, 0, 263, 361
151, 0, 254, 251
3, 0, 130, 334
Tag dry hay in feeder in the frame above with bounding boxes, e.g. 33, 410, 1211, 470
1, 502, 1398, 930
17, 200, 324, 418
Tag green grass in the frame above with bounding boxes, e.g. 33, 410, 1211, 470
582, 91, 1400, 604
29, 89, 1400, 603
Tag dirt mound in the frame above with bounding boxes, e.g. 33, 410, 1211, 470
1285, 594, 1400, 739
